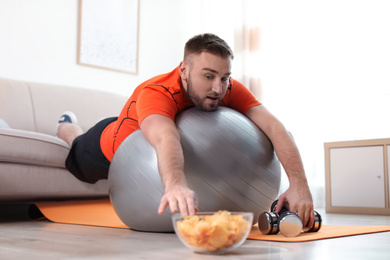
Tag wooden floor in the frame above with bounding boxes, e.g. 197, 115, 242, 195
1, 204, 390, 259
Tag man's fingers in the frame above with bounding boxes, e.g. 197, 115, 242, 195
185, 193, 198, 215
177, 197, 189, 216
158, 187, 198, 215
295, 204, 315, 229
169, 197, 181, 214
307, 210, 315, 229
158, 198, 169, 215
274, 196, 288, 214
177, 191, 199, 216
299, 208, 308, 227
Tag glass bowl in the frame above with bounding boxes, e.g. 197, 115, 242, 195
172, 211, 253, 254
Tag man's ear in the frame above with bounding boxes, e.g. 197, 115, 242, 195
179, 61, 188, 80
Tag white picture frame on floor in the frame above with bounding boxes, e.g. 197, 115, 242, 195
77, 0, 139, 74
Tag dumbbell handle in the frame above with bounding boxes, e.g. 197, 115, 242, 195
270, 199, 287, 213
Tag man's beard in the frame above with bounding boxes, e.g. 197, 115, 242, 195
186, 76, 220, 112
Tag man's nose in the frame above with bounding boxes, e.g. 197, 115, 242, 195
211, 79, 223, 94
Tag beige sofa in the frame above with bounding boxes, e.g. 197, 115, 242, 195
0, 77, 127, 202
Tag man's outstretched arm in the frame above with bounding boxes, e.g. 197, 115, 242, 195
246, 105, 314, 228
140, 114, 198, 216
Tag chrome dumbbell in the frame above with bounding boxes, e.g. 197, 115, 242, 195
258, 199, 322, 237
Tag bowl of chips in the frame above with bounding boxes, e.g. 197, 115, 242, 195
172, 210, 253, 254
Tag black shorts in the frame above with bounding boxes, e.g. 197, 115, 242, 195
65, 117, 118, 184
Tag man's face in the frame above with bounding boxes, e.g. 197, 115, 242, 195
181, 52, 232, 112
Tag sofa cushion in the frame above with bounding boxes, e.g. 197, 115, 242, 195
0, 128, 69, 168
0, 78, 35, 131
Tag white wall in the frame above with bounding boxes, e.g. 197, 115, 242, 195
253, 0, 390, 206
258, 0, 390, 142
0, 0, 234, 96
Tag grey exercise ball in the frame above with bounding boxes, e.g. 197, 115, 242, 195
108, 107, 281, 232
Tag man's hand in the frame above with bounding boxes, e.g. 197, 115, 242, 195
274, 181, 314, 229
158, 184, 198, 215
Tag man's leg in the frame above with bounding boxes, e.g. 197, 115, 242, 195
57, 111, 83, 147
61, 116, 117, 183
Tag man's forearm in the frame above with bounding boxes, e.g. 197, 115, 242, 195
154, 133, 187, 189
273, 130, 308, 185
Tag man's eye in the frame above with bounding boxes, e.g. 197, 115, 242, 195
205, 75, 213, 79
222, 76, 231, 83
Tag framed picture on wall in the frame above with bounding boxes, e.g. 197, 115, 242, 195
77, 0, 139, 74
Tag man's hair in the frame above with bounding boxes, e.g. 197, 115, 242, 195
184, 33, 234, 61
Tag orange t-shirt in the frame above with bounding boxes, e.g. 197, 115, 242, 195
100, 66, 261, 161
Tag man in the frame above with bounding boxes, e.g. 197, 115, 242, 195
58, 33, 315, 228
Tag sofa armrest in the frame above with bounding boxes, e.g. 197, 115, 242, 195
0, 128, 69, 168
